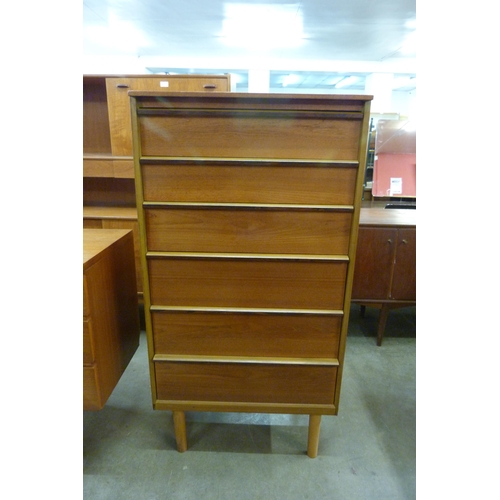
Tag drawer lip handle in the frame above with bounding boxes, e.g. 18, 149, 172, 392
153, 354, 340, 366
203, 84, 217, 89
116, 84, 130, 88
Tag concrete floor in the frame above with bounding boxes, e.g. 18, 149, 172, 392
83, 304, 416, 500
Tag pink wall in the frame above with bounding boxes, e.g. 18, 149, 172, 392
372, 153, 416, 198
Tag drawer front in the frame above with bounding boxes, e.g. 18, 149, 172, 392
139, 114, 362, 161
152, 311, 342, 358
125, 76, 229, 93
145, 208, 352, 255
148, 258, 347, 310
155, 362, 337, 405
169, 77, 229, 92
83, 318, 95, 365
141, 163, 357, 205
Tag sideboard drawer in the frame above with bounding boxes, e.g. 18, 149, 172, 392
148, 257, 347, 310
145, 207, 352, 255
155, 362, 337, 405
152, 310, 343, 359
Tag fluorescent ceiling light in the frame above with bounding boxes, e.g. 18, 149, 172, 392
230, 72, 245, 84
335, 76, 360, 88
405, 19, 417, 30
84, 13, 151, 53
393, 76, 416, 89
282, 74, 302, 86
400, 31, 416, 55
220, 3, 304, 49
325, 76, 345, 86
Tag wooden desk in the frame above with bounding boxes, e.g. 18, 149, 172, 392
351, 207, 416, 345
83, 229, 140, 410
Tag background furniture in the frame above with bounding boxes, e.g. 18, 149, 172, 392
83, 75, 231, 299
83, 229, 140, 410
130, 91, 372, 457
351, 205, 416, 345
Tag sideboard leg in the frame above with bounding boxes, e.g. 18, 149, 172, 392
377, 304, 390, 346
173, 411, 187, 452
307, 414, 322, 458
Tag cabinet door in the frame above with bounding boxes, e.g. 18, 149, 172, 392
106, 77, 229, 156
351, 227, 397, 300
391, 228, 416, 300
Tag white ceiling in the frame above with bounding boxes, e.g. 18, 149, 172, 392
83, 0, 416, 93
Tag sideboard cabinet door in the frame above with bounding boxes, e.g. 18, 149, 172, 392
352, 227, 396, 300
391, 228, 416, 300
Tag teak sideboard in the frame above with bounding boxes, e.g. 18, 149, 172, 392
351, 206, 416, 345
130, 91, 372, 457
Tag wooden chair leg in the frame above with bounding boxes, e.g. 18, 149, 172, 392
307, 414, 322, 458
377, 304, 390, 346
173, 411, 187, 452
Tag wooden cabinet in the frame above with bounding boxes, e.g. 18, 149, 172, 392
130, 91, 372, 457
83, 229, 140, 410
83, 74, 231, 297
106, 76, 230, 157
84, 74, 231, 178
351, 207, 416, 345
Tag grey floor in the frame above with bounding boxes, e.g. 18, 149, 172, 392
83, 304, 416, 500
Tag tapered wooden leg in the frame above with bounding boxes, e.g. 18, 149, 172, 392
173, 411, 187, 453
307, 414, 322, 458
377, 304, 390, 346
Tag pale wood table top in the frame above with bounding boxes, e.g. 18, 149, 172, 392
83, 228, 132, 270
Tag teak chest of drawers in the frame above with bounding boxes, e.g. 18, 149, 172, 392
130, 92, 372, 457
